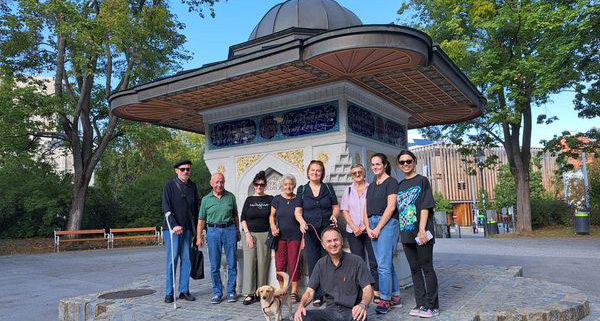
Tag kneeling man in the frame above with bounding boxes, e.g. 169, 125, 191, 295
294, 227, 373, 321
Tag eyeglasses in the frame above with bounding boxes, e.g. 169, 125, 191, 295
351, 171, 363, 177
398, 160, 413, 165
178, 167, 191, 172
254, 183, 266, 187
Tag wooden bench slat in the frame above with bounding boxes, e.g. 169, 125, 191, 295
59, 237, 107, 242
55, 229, 106, 235
110, 227, 156, 233
112, 235, 159, 240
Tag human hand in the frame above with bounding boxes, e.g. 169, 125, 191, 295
299, 222, 308, 234
173, 226, 183, 234
418, 230, 428, 245
330, 215, 338, 227
246, 233, 254, 248
196, 235, 204, 247
294, 304, 307, 321
271, 225, 280, 237
352, 303, 368, 321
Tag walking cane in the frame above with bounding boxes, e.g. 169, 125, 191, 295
164, 212, 177, 309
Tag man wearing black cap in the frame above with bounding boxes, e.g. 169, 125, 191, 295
162, 160, 199, 303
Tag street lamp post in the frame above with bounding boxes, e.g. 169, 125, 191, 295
476, 149, 487, 238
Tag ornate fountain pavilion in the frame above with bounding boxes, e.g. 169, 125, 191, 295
110, 0, 485, 286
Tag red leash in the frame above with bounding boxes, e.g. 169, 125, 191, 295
288, 223, 321, 285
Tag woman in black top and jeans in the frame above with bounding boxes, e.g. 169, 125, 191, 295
240, 171, 273, 305
397, 150, 439, 318
295, 160, 339, 307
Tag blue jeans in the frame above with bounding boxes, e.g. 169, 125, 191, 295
163, 229, 192, 296
369, 216, 400, 300
207, 225, 237, 297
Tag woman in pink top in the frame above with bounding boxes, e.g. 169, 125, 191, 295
340, 163, 380, 303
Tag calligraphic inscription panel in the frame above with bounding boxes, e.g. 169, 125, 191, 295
347, 103, 406, 148
209, 101, 339, 149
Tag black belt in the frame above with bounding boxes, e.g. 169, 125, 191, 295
207, 221, 234, 228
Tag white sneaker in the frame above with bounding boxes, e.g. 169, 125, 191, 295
419, 308, 440, 318
409, 306, 425, 316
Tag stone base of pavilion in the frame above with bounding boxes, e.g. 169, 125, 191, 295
59, 265, 590, 321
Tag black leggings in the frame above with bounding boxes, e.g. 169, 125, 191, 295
346, 231, 379, 291
403, 243, 439, 309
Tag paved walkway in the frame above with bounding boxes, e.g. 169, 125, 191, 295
2, 237, 599, 320
61, 264, 590, 321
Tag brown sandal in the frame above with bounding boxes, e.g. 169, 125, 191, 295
291, 293, 300, 303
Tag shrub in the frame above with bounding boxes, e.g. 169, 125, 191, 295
531, 195, 571, 228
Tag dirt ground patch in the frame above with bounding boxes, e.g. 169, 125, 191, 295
0, 238, 161, 256
493, 225, 600, 238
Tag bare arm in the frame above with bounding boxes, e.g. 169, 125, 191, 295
241, 220, 254, 248
418, 208, 430, 244
295, 207, 307, 233
269, 206, 280, 236
196, 219, 205, 247
369, 193, 397, 239
352, 284, 373, 321
294, 287, 315, 321
330, 204, 340, 226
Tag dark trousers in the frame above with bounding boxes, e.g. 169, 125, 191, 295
304, 223, 327, 300
303, 305, 358, 321
346, 232, 379, 291
403, 243, 439, 309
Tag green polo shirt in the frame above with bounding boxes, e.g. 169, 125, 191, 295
198, 190, 238, 224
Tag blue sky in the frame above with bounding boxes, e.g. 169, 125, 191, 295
172, 0, 598, 147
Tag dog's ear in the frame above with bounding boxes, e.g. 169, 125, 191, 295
256, 288, 261, 297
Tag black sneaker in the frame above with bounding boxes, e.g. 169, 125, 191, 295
164, 295, 174, 303
179, 292, 196, 301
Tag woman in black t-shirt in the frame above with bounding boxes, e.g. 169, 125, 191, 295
269, 174, 303, 302
363, 153, 401, 314
240, 171, 273, 305
397, 150, 439, 318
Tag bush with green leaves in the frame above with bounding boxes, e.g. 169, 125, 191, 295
0, 158, 72, 238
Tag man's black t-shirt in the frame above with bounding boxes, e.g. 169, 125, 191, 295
366, 176, 399, 220
240, 195, 273, 233
397, 174, 436, 244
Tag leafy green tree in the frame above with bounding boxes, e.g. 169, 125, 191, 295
494, 161, 544, 211
0, 157, 72, 238
0, 0, 219, 231
398, 0, 598, 234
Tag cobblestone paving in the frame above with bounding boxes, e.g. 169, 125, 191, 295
60, 264, 590, 321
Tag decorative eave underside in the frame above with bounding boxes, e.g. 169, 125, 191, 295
110, 25, 485, 134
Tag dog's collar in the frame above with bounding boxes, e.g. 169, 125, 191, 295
263, 297, 281, 314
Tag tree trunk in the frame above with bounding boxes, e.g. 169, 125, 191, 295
515, 166, 532, 234
66, 182, 87, 231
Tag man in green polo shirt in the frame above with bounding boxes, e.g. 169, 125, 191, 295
197, 172, 240, 304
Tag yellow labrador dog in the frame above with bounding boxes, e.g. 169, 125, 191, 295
256, 272, 291, 321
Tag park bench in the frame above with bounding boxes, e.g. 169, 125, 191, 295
54, 229, 109, 252
108, 227, 161, 249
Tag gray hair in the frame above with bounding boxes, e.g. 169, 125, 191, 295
350, 163, 366, 174
280, 174, 297, 187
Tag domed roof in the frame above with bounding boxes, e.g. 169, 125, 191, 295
249, 0, 362, 40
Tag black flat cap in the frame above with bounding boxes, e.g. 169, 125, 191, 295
174, 160, 192, 168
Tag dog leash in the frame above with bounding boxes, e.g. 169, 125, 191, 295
288, 223, 322, 285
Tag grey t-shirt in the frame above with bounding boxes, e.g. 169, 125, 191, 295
307, 252, 374, 309
366, 176, 399, 220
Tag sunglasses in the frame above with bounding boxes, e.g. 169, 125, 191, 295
254, 183, 266, 187
178, 167, 191, 172
398, 160, 413, 165
351, 171, 363, 177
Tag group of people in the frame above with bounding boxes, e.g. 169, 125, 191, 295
161, 150, 439, 320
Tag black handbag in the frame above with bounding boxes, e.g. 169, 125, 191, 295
190, 243, 204, 280
265, 229, 279, 250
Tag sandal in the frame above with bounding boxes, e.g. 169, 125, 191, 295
291, 293, 300, 303
313, 299, 323, 307
242, 295, 256, 305
373, 295, 381, 304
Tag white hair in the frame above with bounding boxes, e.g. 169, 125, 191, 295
280, 174, 297, 187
